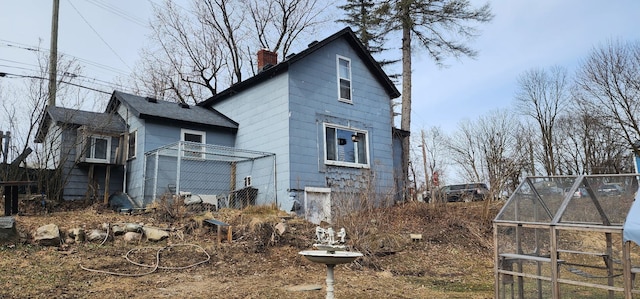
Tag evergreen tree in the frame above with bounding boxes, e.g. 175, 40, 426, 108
378, 0, 494, 200
338, 0, 400, 77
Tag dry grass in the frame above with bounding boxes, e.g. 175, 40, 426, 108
0, 200, 500, 298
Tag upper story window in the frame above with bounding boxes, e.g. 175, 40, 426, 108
85, 135, 111, 163
181, 129, 206, 159
324, 123, 369, 168
337, 56, 352, 102
127, 130, 137, 160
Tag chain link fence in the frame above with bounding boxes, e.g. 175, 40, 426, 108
144, 142, 276, 211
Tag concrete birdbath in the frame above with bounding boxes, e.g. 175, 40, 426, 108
299, 227, 362, 299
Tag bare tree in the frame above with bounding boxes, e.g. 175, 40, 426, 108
575, 39, 640, 156
515, 66, 570, 175
415, 126, 448, 202
246, 0, 330, 58
1, 49, 90, 201
447, 109, 527, 200
134, 0, 332, 104
447, 119, 482, 182
475, 109, 524, 199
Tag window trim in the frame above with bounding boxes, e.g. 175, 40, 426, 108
336, 55, 352, 103
323, 123, 369, 168
180, 129, 206, 159
127, 130, 137, 160
84, 134, 111, 163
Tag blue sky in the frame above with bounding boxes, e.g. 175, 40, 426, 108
1, 0, 640, 135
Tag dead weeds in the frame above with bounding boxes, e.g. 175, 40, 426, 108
0, 200, 500, 298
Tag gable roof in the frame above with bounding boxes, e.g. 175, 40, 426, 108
106, 90, 238, 130
35, 106, 127, 143
198, 27, 400, 107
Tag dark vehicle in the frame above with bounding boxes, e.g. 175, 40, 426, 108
597, 184, 623, 196
440, 183, 489, 202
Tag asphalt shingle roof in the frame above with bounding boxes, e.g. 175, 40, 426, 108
35, 106, 126, 143
108, 91, 238, 130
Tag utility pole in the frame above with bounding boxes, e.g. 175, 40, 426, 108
48, 0, 60, 107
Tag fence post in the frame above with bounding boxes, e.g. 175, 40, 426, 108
153, 151, 159, 201
176, 142, 182, 196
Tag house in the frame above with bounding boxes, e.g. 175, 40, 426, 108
197, 27, 403, 222
35, 27, 405, 222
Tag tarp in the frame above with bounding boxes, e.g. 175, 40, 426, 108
623, 191, 640, 244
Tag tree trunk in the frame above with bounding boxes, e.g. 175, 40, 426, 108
400, 2, 412, 201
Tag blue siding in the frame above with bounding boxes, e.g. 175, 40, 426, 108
116, 104, 236, 206
211, 36, 398, 211
55, 125, 124, 201
119, 104, 145, 206
212, 74, 291, 209
288, 38, 396, 199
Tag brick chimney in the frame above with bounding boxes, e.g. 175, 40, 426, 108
257, 49, 277, 70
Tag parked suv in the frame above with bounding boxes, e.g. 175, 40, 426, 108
439, 183, 489, 202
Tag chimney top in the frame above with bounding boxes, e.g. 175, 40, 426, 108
257, 49, 278, 71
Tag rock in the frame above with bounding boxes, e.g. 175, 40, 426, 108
65, 237, 75, 244
124, 223, 142, 233
285, 284, 322, 292
142, 227, 169, 242
123, 232, 142, 243
111, 225, 125, 236
67, 228, 85, 243
275, 222, 287, 235
108, 192, 136, 212
0, 216, 17, 243
87, 229, 108, 242
33, 224, 60, 246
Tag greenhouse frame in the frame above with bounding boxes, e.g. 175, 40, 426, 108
494, 174, 640, 299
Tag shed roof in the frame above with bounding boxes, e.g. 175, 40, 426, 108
494, 174, 639, 228
198, 27, 400, 107
35, 106, 126, 143
106, 90, 238, 130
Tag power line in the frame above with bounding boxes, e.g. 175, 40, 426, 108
0, 58, 133, 90
67, 0, 132, 71
85, 0, 148, 27
1, 71, 110, 94
0, 41, 130, 77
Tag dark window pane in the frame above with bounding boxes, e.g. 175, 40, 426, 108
340, 79, 351, 100
326, 127, 336, 161
356, 132, 367, 164
128, 132, 136, 159
184, 133, 202, 143
94, 138, 108, 160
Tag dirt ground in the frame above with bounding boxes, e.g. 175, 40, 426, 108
0, 200, 501, 298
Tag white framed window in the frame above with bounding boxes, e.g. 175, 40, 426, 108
324, 123, 369, 168
85, 135, 111, 163
181, 129, 206, 159
337, 55, 352, 102
127, 130, 137, 160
